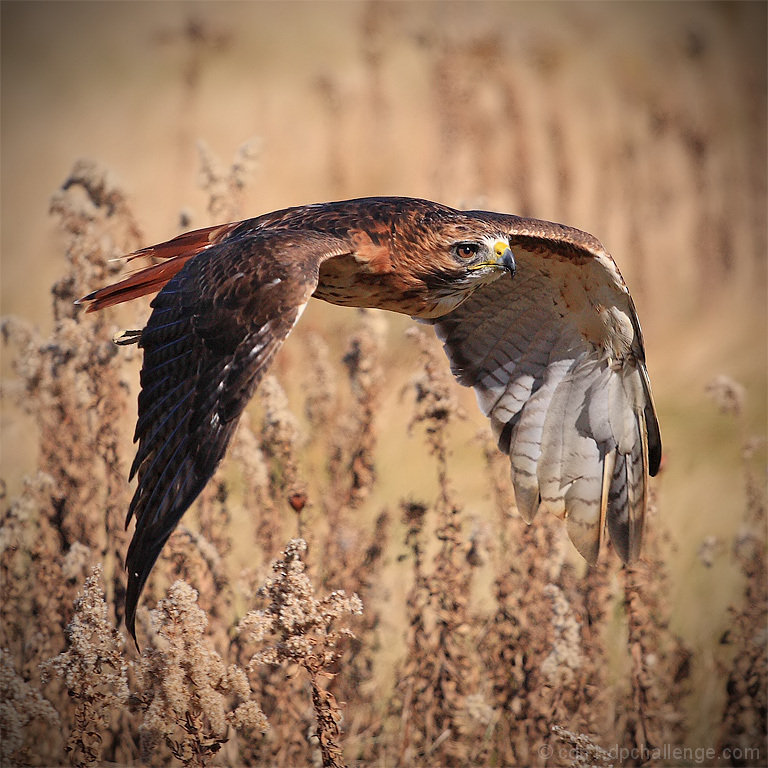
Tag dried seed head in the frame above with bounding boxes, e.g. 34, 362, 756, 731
238, 539, 363, 674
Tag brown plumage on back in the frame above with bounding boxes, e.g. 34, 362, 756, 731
78, 197, 661, 642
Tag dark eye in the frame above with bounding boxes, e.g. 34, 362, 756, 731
455, 242, 479, 259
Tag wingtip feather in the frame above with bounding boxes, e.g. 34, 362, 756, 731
606, 414, 647, 562
511, 474, 541, 523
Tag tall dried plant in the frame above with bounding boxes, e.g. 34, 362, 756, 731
1, 158, 140, 677
0, 647, 59, 767
710, 377, 767, 766
136, 580, 266, 767
391, 328, 489, 767
238, 538, 363, 768
41, 564, 129, 768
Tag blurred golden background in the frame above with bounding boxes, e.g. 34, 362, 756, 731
2, 1, 766, 762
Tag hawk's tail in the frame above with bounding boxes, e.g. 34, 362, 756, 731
76, 257, 194, 312
76, 221, 240, 312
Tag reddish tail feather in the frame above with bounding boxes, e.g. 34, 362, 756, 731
77, 221, 239, 312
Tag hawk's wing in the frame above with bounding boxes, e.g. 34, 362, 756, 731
428, 237, 661, 564
123, 229, 346, 639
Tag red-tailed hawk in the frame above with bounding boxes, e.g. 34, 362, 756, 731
78, 197, 661, 640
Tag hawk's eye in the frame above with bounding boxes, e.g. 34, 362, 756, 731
454, 242, 480, 259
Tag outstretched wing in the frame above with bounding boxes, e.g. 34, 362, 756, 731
123, 229, 347, 639
429, 231, 661, 564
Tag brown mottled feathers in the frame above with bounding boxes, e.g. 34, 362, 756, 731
77, 196, 661, 642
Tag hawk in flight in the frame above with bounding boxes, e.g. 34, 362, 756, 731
79, 197, 661, 640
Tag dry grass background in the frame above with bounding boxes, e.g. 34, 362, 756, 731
1, 2, 766, 766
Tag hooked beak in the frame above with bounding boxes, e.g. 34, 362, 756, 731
495, 245, 516, 277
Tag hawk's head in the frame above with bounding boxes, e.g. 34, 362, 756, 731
317, 202, 517, 318
416, 232, 516, 317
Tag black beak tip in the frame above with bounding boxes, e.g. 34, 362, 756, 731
502, 250, 516, 277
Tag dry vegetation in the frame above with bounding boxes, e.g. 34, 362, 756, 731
0, 152, 764, 767
1, 3, 766, 767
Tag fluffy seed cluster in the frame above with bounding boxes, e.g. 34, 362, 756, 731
40, 564, 128, 767
238, 539, 363, 674
137, 580, 267, 763
0, 648, 59, 765
42, 565, 128, 703
238, 539, 363, 768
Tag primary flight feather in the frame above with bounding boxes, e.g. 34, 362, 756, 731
78, 197, 661, 641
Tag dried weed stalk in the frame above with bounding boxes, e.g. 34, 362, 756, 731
713, 377, 767, 764
405, 326, 465, 473
0, 471, 70, 674
333, 309, 385, 510
0, 647, 60, 767
314, 311, 386, 598
393, 329, 488, 767
299, 314, 391, 765
229, 410, 284, 560
718, 501, 767, 763
477, 437, 614, 767
1, 159, 139, 669
165, 515, 231, 654
304, 332, 338, 430
540, 584, 584, 687
259, 374, 306, 515
619, 491, 691, 762
238, 538, 363, 768
137, 580, 267, 767
41, 564, 128, 768
197, 137, 260, 222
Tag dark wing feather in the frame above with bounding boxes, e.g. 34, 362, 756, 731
124, 230, 346, 640
428, 235, 660, 564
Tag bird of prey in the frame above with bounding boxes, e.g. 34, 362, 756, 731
78, 196, 661, 640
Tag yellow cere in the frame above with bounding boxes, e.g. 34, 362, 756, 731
494, 240, 508, 258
